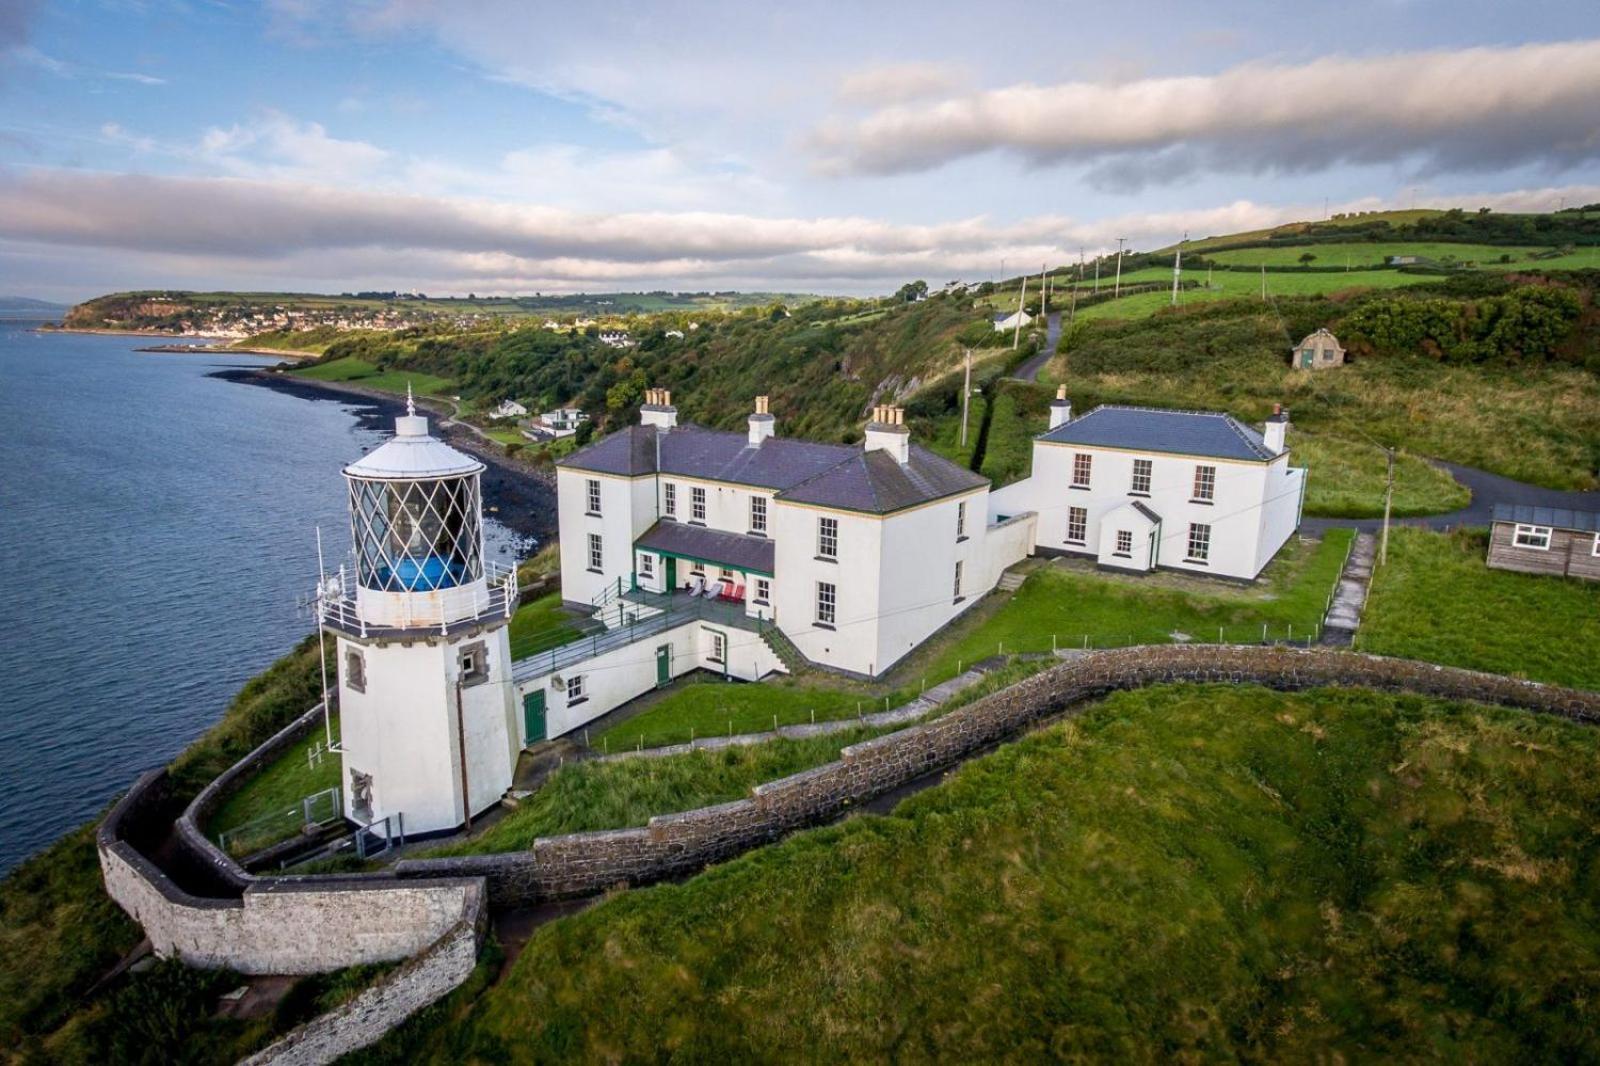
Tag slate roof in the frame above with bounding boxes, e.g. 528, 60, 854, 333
1130, 500, 1162, 524
559, 423, 987, 514
1038, 405, 1277, 462
1491, 503, 1600, 533
636, 520, 776, 574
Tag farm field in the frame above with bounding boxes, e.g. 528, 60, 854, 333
1357, 528, 1600, 690
1205, 241, 1573, 268
402, 682, 1600, 1061
290, 356, 454, 396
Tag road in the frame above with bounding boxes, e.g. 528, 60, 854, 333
1010, 311, 1062, 382
1303, 460, 1597, 533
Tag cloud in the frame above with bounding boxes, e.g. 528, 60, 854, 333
4, 164, 1597, 298
836, 61, 965, 106
808, 39, 1600, 186
5, 43, 166, 85
196, 112, 390, 181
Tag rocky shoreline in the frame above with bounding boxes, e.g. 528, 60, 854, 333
213, 366, 559, 544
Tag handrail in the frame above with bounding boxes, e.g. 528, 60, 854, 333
318, 560, 518, 637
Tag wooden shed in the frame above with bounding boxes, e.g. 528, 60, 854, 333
1486, 504, 1600, 582
1291, 328, 1345, 370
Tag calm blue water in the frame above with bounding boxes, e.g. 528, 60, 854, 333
0, 323, 519, 873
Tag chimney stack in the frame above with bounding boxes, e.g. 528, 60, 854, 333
1048, 384, 1073, 430
748, 394, 776, 446
864, 404, 910, 464
640, 387, 678, 430
1263, 403, 1288, 454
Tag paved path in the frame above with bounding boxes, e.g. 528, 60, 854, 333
1303, 460, 1598, 534
1321, 532, 1375, 645
1010, 312, 1061, 382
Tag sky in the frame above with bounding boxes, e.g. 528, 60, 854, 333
1, 1, 1598, 302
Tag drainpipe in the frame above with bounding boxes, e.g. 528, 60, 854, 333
455, 678, 472, 832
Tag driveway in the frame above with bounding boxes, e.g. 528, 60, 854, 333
1010, 311, 1062, 382
1302, 459, 1598, 533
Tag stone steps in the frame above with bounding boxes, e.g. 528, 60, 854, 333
997, 570, 1026, 593
1321, 532, 1377, 646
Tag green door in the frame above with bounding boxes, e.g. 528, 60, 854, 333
522, 689, 546, 745
656, 644, 671, 687
665, 556, 677, 591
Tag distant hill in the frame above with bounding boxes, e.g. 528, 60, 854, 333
0, 296, 67, 318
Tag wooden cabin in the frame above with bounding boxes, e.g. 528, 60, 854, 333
1486, 504, 1600, 582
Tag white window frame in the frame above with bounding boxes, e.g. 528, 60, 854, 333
956, 501, 967, 539
585, 477, 602, 515
953, 560, 963, 601
708, 631, 726, 664
1114, 530, 1133, 556
817, 516, 839, 560
565, 674, 587, 704
753, 577, 771, 605
587, 532, 603, 571
1513, 524, 1552, 550
1187, 522, 1211, 562
1592, 533, 1600, 558
691, 485, 707, 523
1130, 458, 1152, 495
750, 494, 768, 534
1072, 453, 1092, 488
815, 581, 837, 627
638, 552, 655, 579
1066, 506, 1087, 545
1192, 465, 1216, 502
664, 481, 677, 517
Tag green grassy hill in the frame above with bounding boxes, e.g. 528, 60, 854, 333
375, 683, 1600, 1062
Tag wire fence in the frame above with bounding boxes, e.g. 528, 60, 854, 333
216, 785, 343, 859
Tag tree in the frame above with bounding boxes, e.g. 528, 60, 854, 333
1297, 252, 1317, 265
894, 280, 929, 303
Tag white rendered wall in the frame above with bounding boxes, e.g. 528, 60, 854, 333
515, 619, 783, 740
770, 502, 883, 676
874, 491, 999, 675
658, 473, 774, 539
556, 469, 656, 606
337, 624, 517, 837
995, 441, 1296, 580
1254, 460, 1307, 574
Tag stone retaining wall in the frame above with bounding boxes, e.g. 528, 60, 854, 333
395, 645, 1600, 906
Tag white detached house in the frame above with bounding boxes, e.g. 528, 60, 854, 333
990, 389, 1306, 581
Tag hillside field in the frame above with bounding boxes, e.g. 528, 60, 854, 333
376, 683, 1600, 1062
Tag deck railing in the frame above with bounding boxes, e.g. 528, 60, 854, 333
318, 560, 518, 637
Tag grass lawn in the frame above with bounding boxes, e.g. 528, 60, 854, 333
921, 528, 1352, 672
592, 674, 891, 751
1295, 432, 1469, 518
1358, 527, 1600, 689
205, 714, 342, 856
507, 592, 582, 660
403, 683, 1600, 1061
1063, 268, 1438, 323
1205, 241, 1570, 269
484, 426, 525, 447
424, 727, 888, 857
291, 356, 454, 396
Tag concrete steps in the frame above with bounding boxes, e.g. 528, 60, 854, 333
1321, 532, 1377, 646
997, 570, 1026, 593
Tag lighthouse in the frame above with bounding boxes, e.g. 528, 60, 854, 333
319, 390, 519, 837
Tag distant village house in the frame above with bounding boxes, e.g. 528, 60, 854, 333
992, 309, 1034, 332
490, 399, 529, 420
1486, 504, 1600, 582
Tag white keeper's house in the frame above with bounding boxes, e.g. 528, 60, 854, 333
989, 388, 1306, 581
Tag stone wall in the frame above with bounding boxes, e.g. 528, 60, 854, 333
239, 911, 481, 1066
98, 769, 486, 976
395, 645, 1600, 906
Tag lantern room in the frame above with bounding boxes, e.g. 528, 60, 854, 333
340, 392, 490, 630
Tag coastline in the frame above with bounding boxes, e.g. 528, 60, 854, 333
215, 366, 559, 544
135, 342, 319, 360
38, 327, 320, 361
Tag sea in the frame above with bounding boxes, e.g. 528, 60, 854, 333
0, 322, 527, 874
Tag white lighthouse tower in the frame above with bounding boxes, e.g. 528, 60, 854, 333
319, 390, 520, 838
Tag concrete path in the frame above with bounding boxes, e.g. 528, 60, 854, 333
1321, 532, 1375, 646
1009, 311, 1061, 382
596, 667, 996, 761
1303, 460, 1597, 534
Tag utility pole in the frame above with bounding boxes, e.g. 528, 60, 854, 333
959, 348, 972, 448
1113, 237, 1126, 298
1379, 447, 1395, 566
1012, 276, 1028, 351
1260, 262, 1266, 301
1093, 255, 1100, 294
1040, 262, 1048, 315
1171, 232, 1185, 306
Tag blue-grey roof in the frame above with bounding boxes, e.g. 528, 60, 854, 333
559, 422, 987, 514
636, 520, 775, 574
1039, 405, 1277, 462
1491, 503, 1599, 532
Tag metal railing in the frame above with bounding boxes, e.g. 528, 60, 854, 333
318, 559, 518, 636
511, 587, 761, 684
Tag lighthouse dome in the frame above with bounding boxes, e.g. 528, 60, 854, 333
343, 392, 483, 480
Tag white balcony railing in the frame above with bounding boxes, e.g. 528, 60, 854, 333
317, 560, 518, 636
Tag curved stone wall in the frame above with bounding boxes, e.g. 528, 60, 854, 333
394, 645, 1599, 905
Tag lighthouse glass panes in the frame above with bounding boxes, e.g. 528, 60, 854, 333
348, 473, 483, 592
